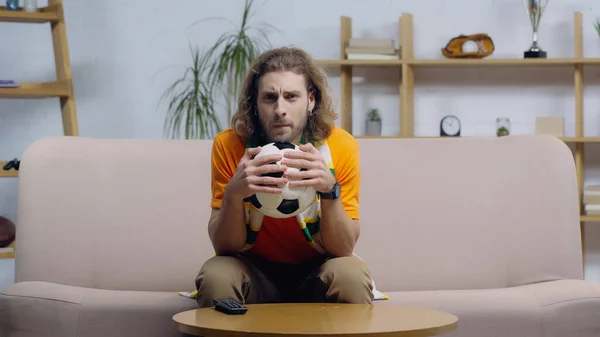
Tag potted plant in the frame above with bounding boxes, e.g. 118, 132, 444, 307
365, 108, 382, 136
160, 0, 277, 139
595, 18, 600, 37
495, 117, 511, 137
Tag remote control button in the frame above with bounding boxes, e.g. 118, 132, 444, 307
226, 299, 241, 308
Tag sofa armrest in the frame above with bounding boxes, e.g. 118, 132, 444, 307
0, 281, 198, 337
0, 282, 82, 337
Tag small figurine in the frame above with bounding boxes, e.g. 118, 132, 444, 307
6, 0, 19, 11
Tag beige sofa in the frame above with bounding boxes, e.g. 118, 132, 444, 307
1, 134, 600, 337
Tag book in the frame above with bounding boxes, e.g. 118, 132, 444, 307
0, 80, 20, 88
349, 38, 395, 49
346, 53, 399, 60
346, 47, 397, 55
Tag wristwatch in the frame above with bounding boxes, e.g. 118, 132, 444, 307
319, 181, 341, 200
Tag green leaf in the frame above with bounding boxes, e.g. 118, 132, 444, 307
159, 0, 281, 139
161, 0, 276, 138
160, 45, 222, 139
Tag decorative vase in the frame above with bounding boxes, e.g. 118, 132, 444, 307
366, 120, 382, 136
24, 0, 38, 12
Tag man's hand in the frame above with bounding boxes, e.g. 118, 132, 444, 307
224, 146, 288, 200
281, 143, 336, 193
282, 143, 358, 257
210, 146, 287, 256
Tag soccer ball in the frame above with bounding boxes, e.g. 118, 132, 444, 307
244, 141, 317, 218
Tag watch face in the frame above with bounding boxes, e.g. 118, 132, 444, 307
334, 182, 341, 197
441, 116, 460, 136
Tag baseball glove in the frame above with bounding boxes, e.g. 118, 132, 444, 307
441, 33, 495, 59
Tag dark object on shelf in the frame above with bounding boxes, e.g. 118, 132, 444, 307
6, 0, 20, 11
0, 80, 20, 88
3, 159, 20, 171
442, 33, 495, 59
0, 216, 16, 248
524, 50, 547, 59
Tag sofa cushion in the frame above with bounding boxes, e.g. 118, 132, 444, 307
0, 281, 197, 337
378, 279, 600, 337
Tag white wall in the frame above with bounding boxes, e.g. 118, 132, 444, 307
1, 0, 600, 288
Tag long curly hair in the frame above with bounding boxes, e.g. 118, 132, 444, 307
231, 46, 338, 143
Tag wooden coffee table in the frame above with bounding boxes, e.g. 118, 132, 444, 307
173, 303, 458, 337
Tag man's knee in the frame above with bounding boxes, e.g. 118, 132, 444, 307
195, 255, 247, 307
319, 256, 374, 304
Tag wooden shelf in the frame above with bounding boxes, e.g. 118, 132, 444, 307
0, 6, 60, 23
561, 137, 600, 143
406, 58, 589, 67
1, 0, 78, 178
0, 242, 15, 259
314, 59, 402, 67
315, 58, 600, 68
0, 81, 70, 99
0, 161, 18, 177
578, 58, 600, 65
0, 249, 14, 259
321, 11, 597, 268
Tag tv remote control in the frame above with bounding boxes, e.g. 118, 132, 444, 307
213, 298, 248, 315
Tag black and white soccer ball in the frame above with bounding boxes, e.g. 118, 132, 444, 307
245, 141, 317, 218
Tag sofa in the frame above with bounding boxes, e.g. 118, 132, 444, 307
1, 134, 600, 337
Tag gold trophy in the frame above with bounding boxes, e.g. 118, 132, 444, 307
522, 0, 550, 58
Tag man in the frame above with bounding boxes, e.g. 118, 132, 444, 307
195, 46, 374, 307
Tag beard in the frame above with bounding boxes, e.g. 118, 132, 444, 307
260, 114, 308, 144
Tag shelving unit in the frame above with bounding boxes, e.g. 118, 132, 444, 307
0, 1, 79, 172
315, 11, 599, 265
0, 0, 78, 258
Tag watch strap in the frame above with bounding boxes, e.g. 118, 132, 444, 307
319, 181, 341, 200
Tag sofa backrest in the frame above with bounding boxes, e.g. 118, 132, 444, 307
14, 137, 216, 292
13, 135, 583, 293
354, 135, 583, 291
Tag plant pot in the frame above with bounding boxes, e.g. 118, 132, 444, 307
365, 120, 382, 136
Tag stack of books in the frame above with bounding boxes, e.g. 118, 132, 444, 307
583, 185, 600, 216
345, 38, 400, 60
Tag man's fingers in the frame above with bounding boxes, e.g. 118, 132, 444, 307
283, 149, 311, 160
285, 168, 318, 180
250, 175, 287, 186
281, 158, 315, 170
288, 178, 319, 188
249, 184, 283, 194
254, 163, 287, 176
249, 146, 262, 152
252, 153, 283, 166
299, 143, 320, 154
240, 146, 262, 163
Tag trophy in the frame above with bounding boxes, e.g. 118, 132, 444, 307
522, 0, 550, 58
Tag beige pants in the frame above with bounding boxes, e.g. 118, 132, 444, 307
194, 253, 374, 308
